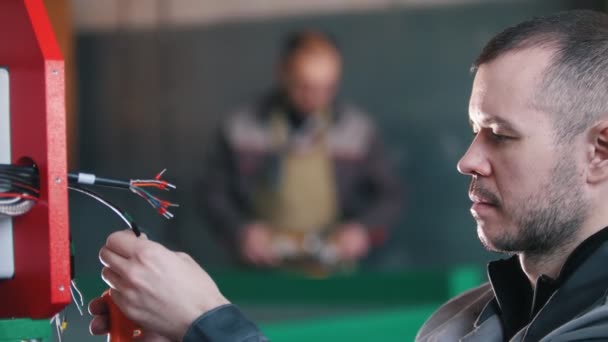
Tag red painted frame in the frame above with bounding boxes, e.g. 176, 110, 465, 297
0, 0, 70, 318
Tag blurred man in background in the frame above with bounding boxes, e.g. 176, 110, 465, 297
200, 30, 401, 271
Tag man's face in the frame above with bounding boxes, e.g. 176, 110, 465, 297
281, 50, 341, 115
457, 48, 588, 255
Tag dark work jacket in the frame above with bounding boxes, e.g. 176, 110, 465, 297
183, 305, 268, 342
416, 227, 608, 342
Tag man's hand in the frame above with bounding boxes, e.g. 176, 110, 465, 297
94, 230, 230, 341
239, 223, 281, 267
331, 223, 371, 262
88, 297, 175, 342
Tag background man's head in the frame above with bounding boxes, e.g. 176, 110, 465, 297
459, 10, 608, 257
279, 30, 342, 115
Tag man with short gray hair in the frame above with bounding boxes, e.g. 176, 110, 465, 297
418, 9, 608, 341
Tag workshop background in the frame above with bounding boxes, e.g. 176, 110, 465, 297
43, 0, 608, 340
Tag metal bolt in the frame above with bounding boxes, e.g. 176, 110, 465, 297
58, 285, 65, 292
55, 177, 61, 184
52, 69, 58, 75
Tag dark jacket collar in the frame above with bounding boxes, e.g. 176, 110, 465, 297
481, 227, 608, 341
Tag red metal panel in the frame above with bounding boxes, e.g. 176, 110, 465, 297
0, 0, 70, 318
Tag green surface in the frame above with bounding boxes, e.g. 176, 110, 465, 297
80, 266, 483, 305
74, 267, 482, 340
261, 305, 438, 341
0, 318, 51, 342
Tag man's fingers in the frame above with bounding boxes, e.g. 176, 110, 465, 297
102, 267, 129, 290
99, 247, 130, 276
108, 288, 137, 317
89, 315, 109, 336
106, 230, 141, 258
88, 296, 109, 316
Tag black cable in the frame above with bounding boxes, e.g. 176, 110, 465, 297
0, 165, 38, 179
0, 174, 37, 182
68, 185, 141, 236
0, 164, 37, 172
67, 173, 131, 189
0, 165, 39, 189
0, 169, 38, 181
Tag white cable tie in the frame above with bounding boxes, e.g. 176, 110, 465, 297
77, 173, 96, 185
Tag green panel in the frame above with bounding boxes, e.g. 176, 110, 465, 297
448, 265, 485, 297
78, 266, 483, 305
261, 305, 438, 341
0, 318, 51, 342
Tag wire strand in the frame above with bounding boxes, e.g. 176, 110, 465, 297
68, 170, 177, 219
68, 185, 140, 236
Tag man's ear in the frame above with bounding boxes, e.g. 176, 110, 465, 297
587, 120, 608, 184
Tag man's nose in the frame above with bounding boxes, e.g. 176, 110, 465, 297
457, 138, 491, 177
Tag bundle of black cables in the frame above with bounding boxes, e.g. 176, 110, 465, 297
0, 163, 140, 236
0, 164, 39, 216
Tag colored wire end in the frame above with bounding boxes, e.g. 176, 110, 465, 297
68, 169, 178, 220
129, 169, 178, 219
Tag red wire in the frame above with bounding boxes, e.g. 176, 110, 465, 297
130, 182, 167, 190
0, 193, 38, 201
0, 180, 40, 194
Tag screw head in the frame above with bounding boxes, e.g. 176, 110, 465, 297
58, 285, 65, 292
55, 177, 62, 184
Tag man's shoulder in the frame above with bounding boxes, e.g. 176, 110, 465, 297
416, 282, 494, 341
223, 103, 262, 127
540, 295, 608, 341
335, 102, 374, 126
219, 104, 271, 151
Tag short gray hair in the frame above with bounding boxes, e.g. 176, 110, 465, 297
473, 10, 608, 143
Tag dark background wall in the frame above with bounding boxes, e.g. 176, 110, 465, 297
71, 0, 607, 276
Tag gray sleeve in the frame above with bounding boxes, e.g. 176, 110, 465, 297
540, 303, 608, 342
183, 304, 269, 342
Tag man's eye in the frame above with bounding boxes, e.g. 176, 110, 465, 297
490, 131, 509, 142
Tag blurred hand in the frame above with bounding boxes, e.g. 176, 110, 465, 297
239, 223, 281, 267
94, 230, 230, 341
331, 223, 371, 262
